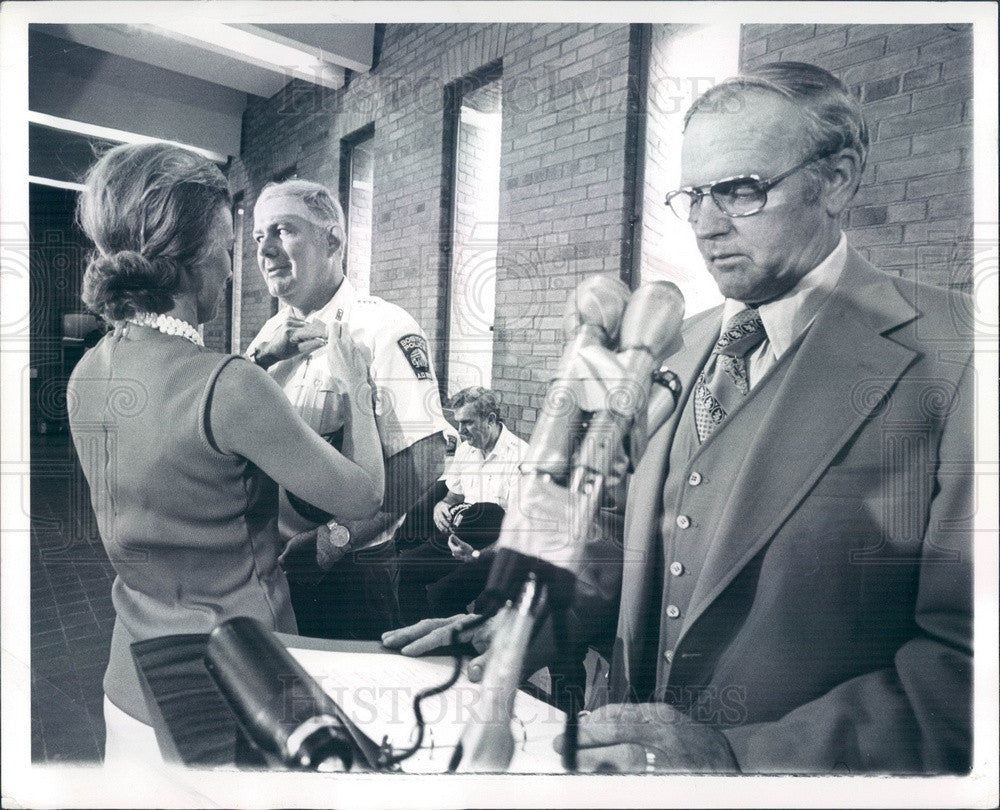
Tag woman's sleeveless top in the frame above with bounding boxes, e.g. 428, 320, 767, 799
68, 323, 297, 723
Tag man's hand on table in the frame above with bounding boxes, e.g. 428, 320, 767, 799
381, 614, 496, 682
554, 702, 739, 773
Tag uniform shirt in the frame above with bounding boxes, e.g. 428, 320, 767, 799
445, 424, 528, 510
721, 232, 847, 388
247, 277, 450, 539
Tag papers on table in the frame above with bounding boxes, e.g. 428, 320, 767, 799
286, 647, 567, 773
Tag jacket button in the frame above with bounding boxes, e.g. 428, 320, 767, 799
666, 604, 680, 619
663, 650, 673, 663
669, 561, 684, 576
676, 515, 690, 529
688, 471, 702, 486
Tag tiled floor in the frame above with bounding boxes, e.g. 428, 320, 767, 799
31, 429, 116, 763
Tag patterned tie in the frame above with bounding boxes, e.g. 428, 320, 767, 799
694, 308, 767, 442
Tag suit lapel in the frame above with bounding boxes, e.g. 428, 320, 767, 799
678, 251, 921, 641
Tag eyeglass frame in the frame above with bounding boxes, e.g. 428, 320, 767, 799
664, 147, 840, 221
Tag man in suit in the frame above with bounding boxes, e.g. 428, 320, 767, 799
384, 62, 973, 773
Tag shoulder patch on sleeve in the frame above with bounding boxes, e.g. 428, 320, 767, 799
397, 334, 432, 380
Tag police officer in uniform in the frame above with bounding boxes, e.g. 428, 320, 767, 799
247, 179, 450, 639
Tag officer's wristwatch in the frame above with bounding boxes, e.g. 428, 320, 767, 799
316, 523, 352, 571
327, 523, 352, 551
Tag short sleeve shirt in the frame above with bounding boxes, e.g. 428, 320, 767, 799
247, 278, 450, 460
247, 279, 451, 540
445, 425, 528, 510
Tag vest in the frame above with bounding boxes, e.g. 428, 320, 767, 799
631, 342, 799, 705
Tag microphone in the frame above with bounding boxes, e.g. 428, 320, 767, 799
204, 616, 383, 771
520, 275, 631, 483
569, 281, 685, 539
481, 280, 685, 613
454, 279, 686, 774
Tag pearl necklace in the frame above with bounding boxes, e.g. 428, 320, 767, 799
127, 312, 204, 347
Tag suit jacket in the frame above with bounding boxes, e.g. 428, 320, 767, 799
579, 248, 973, 773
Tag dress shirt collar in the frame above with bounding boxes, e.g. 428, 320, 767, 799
721, 232, 847, 361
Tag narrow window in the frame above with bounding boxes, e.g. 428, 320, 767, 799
341, 127, 375, 295
442, 65, 502, 396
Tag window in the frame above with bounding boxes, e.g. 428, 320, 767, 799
442, 65, 503, 397
341, 126, 375, 295
638, 24, 739, 313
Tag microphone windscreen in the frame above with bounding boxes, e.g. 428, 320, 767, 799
563, 275, 631, 345
619, 280, 686, 361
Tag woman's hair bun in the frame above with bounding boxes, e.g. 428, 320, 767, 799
76, 142, 232, 322
82, 250, 180, 321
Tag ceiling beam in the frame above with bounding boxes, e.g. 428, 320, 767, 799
240, 23, 375, 73
147, 21, 346, 91
30, 31, 243, 159
35, 23, 290, 97
29, 113, 228, 164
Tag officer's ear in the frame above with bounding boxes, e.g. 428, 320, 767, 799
325, 225, 344, 256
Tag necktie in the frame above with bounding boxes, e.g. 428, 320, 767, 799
693, 308, 767, 442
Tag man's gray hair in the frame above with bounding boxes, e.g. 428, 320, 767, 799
450, 386, 501, 422
255, 178, 346, 233
685, 61, 870, 176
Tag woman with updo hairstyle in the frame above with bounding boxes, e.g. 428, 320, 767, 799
68, 142, 384, 767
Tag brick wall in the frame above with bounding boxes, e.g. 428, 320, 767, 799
741, 24, 974, 288
234, 23, 973, 437
238, 23, 636, 437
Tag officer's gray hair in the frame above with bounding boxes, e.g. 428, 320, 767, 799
685, 61, 870, 179
255, 179, 346, 233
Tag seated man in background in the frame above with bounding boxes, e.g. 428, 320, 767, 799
397, 387, 528, 625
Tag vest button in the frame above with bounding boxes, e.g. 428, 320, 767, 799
688, 471, 702, 486
664, 649, 673, 663
669, 561, 684, 576
676, 515, 690, 529
666, 604, 680, 619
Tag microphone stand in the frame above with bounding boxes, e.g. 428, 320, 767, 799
448, 576, 545, 773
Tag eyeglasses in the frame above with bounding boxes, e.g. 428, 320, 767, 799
664, 149, 836, 222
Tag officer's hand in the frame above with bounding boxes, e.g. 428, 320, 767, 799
432, 500, 453, 533
278, 527, 317, 567
258, 316, 327, 364
448, 534, 476, 562
553, 703, 739, 773
276, 528, 326, 585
